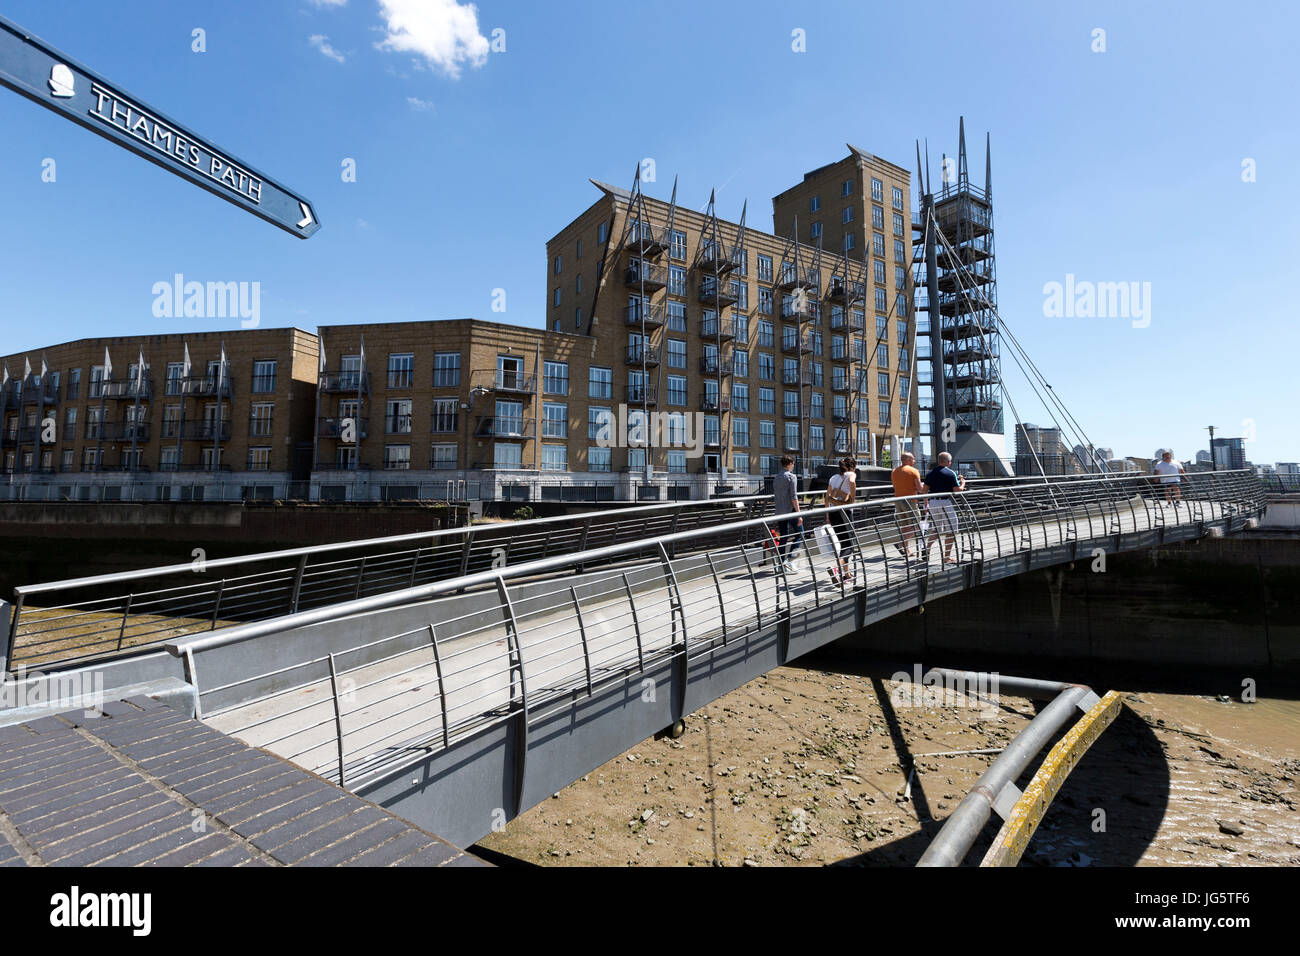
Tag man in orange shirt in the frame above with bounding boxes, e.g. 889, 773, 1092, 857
890, 451, 924, 560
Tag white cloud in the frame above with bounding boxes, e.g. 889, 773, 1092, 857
376, 0, 489, 79
405, 96, 435, 112
308, 1, 348, 7
309, 34, 346, 63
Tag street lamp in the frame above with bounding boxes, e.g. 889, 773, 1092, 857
1207, 424, 1216, 472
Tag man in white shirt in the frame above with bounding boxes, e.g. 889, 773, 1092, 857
1152, 450, 1185, 505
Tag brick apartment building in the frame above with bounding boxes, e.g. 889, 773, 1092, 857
1, 145, 922, 503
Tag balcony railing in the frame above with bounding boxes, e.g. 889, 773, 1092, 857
626, 347, 660, 367
781, 297, 820, 322
475, 416, 534, 438
701, 318, 735, 341
158, 463, 233, 473
175, 421, 232, 441
13, 381, 61, 405
93, 379, 154, 401
624, 263, 667, 292
318, 417, 369, 439
174, 376, 233, 399
471, 369, 536, 394
698, 280, 738, 308
319, 371, 370, 393
782, 333, 813, 355
695, 242, 741, 275
625, 304, 666, 328
625, 222, 666, 258
828, 278, 865, 304
700, 395, 730, 413
776, 264, 818, 292
699, 357, 733, 376
385, 414, 414, 435
101, 422, 151, 442
626, 385, 657, 405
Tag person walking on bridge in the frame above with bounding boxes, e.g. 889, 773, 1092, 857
772, 456, 802, 574
922, 452, 966, 566
825, 456, 858, 585
891, 451, 924, 561
1153, 450, 1185, 506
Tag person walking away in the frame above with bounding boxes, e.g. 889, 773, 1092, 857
1153, 450, 1185, 506
772, 456, 802, 573
825, 456, 858, 585
921, 452, 966, 566
890, 451, 924, 560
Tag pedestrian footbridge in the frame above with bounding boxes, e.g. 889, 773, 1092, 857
0, 471, 1265, 850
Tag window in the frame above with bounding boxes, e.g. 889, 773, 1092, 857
810, 425, 824, 451
758, 387, 775, 414
68, 369, 81, 400
896, 293, 908, 317
669, 265, 687, 296
431, 444, 457, 469
878, 401, 892, 426
842, 207, 854, 224
588, 407, 611, 441
667, 375, 687, 406
760, 420, 776, 448
576, 238, 582, 258
494, 443, 523, 469
431, 398, 458, 433
541, 445, 567, 471
589, 366, 612, 399
731, 382, 749, 412
249, 403, 273, 437
810, 392, 824, 419
667, 338, 687, 369
758, 352, 775, 381
666, 450, 687, 474
809, 195, 820, 213
842, 233, 855, 252
876, 288, 888, 312
878, 372, 890, 395
871, 178, 883, 202
872, 205, 884, 229
900, 378, 911, 401
878, 344, 889, 367
841, 179, 853, 197
874, 260, 885, 284
627, 448, 646, 471
858, 431, 872, 453
64, 406, 78, 430
247, 447, 271, 471
893, 212, 904, 235
598, 221, 609, 244
758, 288, 773, 315
732, 279, 748, 310
733, 453, 749, 474
252, 360, 276, 393
552, 288, 561, 307
757, 254, 773, 282
895, 267, 906, 291
386, 399, 412, 433
576, 273, 583, 292
574, 308, 582, 329
892, 186, 904, 210
543, 360, 569, 395
733, 418, 749, 447
898, 347, 910, 369
732, 349, 749, 378
425, 352, 457, 388
553, 254, 562, 275
784, 422, 800, 450
894, 240, 905, 264
733, 315, 749, 345
383, 444, 411, 470
669, 229, 687, 260
388, 353, 414, 388
588, 446, 611, 472
897, 320, 908, 344
810, 221, 822, 240
758, 320, 774, 347
783, 390, 800, 417
873, 233, 885, 258
542, 402, 568, 438
166, 362, 184, 395
667, 301, 686, 331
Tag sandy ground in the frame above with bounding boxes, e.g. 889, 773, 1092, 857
476, 657, 1300, 867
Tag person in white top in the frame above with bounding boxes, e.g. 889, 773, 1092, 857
1152, 450, 1185, 504
825, 457, 858, 584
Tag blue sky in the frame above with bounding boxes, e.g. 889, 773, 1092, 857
0, 0, 1295, 464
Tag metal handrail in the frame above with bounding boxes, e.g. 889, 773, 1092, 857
162, 470, 1262, 791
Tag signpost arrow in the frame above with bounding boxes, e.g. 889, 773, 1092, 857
0, 15, 320, 239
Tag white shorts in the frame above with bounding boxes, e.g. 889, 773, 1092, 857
927, 498, 958, 537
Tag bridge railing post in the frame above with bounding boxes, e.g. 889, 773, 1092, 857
569, 586, 594, 696
621, 571, 645, 672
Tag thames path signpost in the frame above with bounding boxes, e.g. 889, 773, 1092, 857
0, 14, 320, 239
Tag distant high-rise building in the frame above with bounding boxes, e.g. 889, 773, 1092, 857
1211, 437, 1246, 470
1014, 423, 1072, 475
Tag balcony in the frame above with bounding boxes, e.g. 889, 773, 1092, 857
314, 462, 371, 472
101, 422, 151, 442
783, 439, 801, 452
626, 346, 661, 367
832, 412, 851, 425
176, 376, 233, 399
626, 385, 658, 406
698, 280, 738, 308
175, 421, 231, 441
624, 262, 667, 293
471, 368, 537, 395
17, 382, 61, 405
82, 463, 152, 474
701, 318, 735, 342
781, 333, 813, 355
318, 417, 369, 439
776, 264, 818, 292
475, 416, 534, 439
828, 278, 865, 304
700, 395, 730, 413
384, 414, 414, 436
781, 297, 820, 323
782, 404, 801, 420
695, 242, 740, 276
319, 370, 370, 393
781, 369, 802, 386
625, 304, 666, 329
699, 356, 733, 377
94, 378, 154, 401
625, 221, 666, 258
2, 464, 57, 476
830, 344, 849, 363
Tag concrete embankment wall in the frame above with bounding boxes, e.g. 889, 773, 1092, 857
844, 533, 1300, 676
